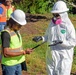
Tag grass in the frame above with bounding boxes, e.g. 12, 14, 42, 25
72, 47, 76, 73
21, 13, 76, 75
22, 34, 47, 74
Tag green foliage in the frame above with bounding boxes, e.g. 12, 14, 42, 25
14, 0, 53, 14
13, 0, 76, 14
14, 0, 30, 12
29, 5, 36, 14
36, 1, 49, 14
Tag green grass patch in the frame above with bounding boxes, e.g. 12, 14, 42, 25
22, 34, 47, 74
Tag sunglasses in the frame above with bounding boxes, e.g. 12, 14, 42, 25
53, 14, 60, 17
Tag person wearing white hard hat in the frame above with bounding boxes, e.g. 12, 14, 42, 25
32, 1, 76, 75
1, 9, 33, 75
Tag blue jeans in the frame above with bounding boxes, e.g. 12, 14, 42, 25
1, 64, 22, 75
0, 24, 6, 31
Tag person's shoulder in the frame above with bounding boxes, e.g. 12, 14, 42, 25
1, 31, 10, 38
1, 31, 9, 34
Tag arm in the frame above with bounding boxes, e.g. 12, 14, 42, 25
42, 23, 51, 42
32, 23, 51, 42
2, 47, 32, 57
60, 25, 76, 48
3, 47, 25, 57
1, 31, 32, 57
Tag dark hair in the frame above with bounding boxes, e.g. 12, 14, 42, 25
7, 18, 17, 27
0, 0, 6, 3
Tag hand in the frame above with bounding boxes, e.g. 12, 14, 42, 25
32, 36, 42, 42
25, 48, 33, 54
48, 40, 63, 46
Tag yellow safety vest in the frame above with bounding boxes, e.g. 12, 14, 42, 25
1, 28, 25, 66
6, 5, 14, 20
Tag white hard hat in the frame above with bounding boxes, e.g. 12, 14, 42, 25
51, 1, 69, 13
11, 9, 27, 25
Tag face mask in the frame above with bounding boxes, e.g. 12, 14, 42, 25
52, 17, 62, 25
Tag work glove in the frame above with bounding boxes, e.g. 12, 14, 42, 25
48, 40, 63, 46
32, 36, 42, 42
53, 40, 63, 44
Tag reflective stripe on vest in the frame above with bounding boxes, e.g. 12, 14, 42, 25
9, 47, 23, 52
0, 4, 6, 22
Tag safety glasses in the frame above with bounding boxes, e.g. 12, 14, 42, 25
53, 13, 60, 17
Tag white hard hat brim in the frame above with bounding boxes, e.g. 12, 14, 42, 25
11, 14, 27, 26
51, 8, 69, 13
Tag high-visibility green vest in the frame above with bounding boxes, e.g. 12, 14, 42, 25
1, 28, 25, 66
6, 5, 14, 20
